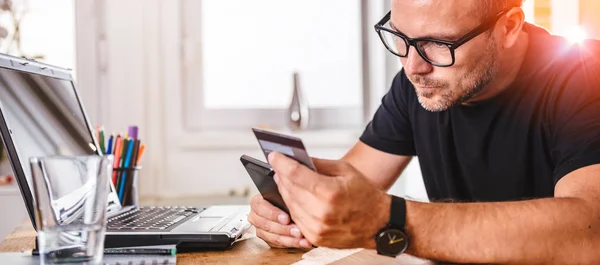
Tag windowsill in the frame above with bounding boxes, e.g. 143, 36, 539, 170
174, 128, 364, 150
0, 185, 19, 196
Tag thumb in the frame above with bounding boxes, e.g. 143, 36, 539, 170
312, 158, 352, 176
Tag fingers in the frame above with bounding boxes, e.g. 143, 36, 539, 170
269, 152, 323, 191
248, 211, 301, 238
255, 229, 312, 249
274, 173, 323, 234
249, 194, 312, 249
269, 152, 350, 178
250, 194, 290, 225
269, 152, 314, 179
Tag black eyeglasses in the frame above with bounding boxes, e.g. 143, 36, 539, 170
374, 9, 511, 67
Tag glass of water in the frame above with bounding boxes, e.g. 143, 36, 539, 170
30, 155, 113, 265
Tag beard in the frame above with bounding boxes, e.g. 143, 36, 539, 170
408, 38, 500, 112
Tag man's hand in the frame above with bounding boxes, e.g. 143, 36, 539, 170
269, 152, 391, 249
248, 194, 312, 249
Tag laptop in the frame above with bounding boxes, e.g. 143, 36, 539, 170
0, 53, 251, 250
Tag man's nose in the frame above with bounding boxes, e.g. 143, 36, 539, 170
402, 46, 434, 76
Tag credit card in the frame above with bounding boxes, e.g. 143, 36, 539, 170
251, 128, 316, 171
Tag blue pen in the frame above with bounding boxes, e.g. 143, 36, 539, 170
106, 136, 114, 155
118, 139, 135, 200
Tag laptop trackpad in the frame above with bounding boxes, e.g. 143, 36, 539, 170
172, 217, 222, 233
198, 206, 242, 217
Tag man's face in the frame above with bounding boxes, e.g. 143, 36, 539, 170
391, 0, 501, 112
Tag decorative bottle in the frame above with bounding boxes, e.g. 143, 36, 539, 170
288, 72, 309, 131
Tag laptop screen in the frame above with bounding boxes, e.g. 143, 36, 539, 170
0, 61, 120, 226
0, 68, 97, 187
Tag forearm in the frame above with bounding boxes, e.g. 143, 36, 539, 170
341, 142, 412, 191
405, 197, 600, 265
342, 157, 395, 190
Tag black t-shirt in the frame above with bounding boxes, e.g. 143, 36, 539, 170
360, 23, 600, 202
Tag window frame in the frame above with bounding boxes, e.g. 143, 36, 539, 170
180, 0, 380, 131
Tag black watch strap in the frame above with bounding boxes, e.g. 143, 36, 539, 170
374, 195, 409, 257
389, 195, 407, 230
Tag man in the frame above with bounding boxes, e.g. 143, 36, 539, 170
248, 0, 600, 264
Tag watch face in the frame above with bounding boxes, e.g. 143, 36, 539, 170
376, 229, 408, 256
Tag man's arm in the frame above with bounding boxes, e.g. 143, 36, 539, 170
247, 141, 411, 249
269, 149, 600, 264
341, 141, 413, 191
404, 164, 600, 265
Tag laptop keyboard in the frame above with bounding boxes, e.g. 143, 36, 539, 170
107, 206, 204, 232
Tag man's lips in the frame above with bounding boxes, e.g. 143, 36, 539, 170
414, 85, 439, 92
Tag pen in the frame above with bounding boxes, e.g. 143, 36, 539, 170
104, 248, 176, 256
106, 135, 114, 155
33, 245, 87, 258
116, 138, 129, 197
122, 139, 141, 204
136, 144, 146, 165
128, 125, 138, 140
112, 135, 123, 185
119, 138, 129, 168
118, 139, 135, 200
95, 125, 100, 147
131, 140, 141, 166
99, 126, 106, 155
33, 247, 176, 256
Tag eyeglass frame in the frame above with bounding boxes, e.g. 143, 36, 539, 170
374, 8, 512, 67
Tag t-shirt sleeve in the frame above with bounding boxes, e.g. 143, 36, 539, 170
550, 59, 600, 184
359, 71, 416, 156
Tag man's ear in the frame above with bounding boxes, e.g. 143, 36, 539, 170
500, 7, 526, 49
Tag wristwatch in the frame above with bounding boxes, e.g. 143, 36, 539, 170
375, 195, 409, 257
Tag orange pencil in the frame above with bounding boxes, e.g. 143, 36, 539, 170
135, 144, 146, 165
112, 136, 123, 185
95, 125, 101, 146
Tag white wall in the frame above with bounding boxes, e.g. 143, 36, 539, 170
74, 0, 420, 202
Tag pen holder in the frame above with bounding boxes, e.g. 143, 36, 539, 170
113, 166, 142, 206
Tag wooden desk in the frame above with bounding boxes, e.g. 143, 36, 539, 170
0, 221, 434, 265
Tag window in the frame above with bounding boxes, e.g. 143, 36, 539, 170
0, 0, 75, 70
534, 0, 551, 29
181, 0, 373, 130
535, 0, 582, 37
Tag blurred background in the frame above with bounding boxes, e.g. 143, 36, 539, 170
0, 0, 597, 238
